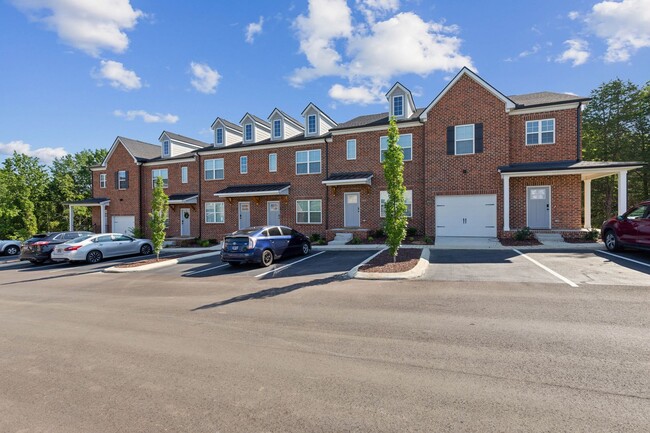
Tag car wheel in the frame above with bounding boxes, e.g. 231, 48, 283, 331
261, 249, 274, 267
86, 250, 103, 264
604, 230, 621, 252
5, 245, 19, 255
140, 244, 153, 255
301, 242, 310, 256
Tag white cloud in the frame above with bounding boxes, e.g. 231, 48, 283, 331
356, 0, 399, 23
11, 0, 143, 57
245, 16, 264, 43
0, 140, 67, 164
588, 0, 650, 62
113, 110, 179, 124
518, 44, 540, 58
568, 11, 580, 20
189, 62, 221, 94
556, 39, 590, 66
328, 83, 384, 104
93, 60, 142, 90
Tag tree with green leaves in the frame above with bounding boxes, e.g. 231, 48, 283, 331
382, 117, 408, 261
149, 176, 168, 260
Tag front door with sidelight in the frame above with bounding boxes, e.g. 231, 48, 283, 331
344, 192, 360, 227
527, 186, 550, 229
239, 202, 251, 229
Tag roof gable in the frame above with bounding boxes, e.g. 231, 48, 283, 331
211, 117, 243, 132
300, 103, 337, 126
386, 82, 416, 115
240, 112, 271, 129
268, 108, 304, 130
101, 136, 160, 166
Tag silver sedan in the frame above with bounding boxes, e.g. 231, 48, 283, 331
0, 240, 22, 256
51, 233, 154, 264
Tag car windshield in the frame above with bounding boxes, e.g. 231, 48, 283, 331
25, 234, 48, 243
232, 227, 264, 236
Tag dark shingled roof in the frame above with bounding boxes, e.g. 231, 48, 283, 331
325, 172, 374, 181
145, 149, 198, 163
332, 108, 425, 131
215, 183, 291, 195
242, 113, 271, 127
201, 132, 329, 152
163, 131, 211, 147
508, 92, 590, 107
498, 160, 645, 173
64, 197, 110, 205
117, 136, 160, 161
168, 194, 198, 202
217, 118, 243, 132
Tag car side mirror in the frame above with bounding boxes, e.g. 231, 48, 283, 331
617, 215, 625, 221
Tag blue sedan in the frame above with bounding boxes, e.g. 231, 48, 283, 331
221, 226, 311, 267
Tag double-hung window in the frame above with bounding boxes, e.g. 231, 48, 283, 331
273, 119, 281, 139
204, 158, 224, 180
296, 149, 321, 174
240, 156, 248, 174
526, 119, 555, 145
117, 170, 128, 189
244, 124, 253, 142
162, 140, 170, 157
380, 133, 412, 162
393, 95, 403, 117
99, 173, 106, 188
205, 202, 224, 223
380, 190, 413, 218
269, 153, 277, 172
152, 168, 168, 188
455, 124, 475, 155
215, 128, 224, 145
307, 115, 317, 135
296, 199, 322, 224
181, 166, 188, 184
346, 139, 357, 160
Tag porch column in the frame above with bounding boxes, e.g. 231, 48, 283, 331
584, 179, 591, 229
68, 206, 74, 231
503, 175, 510, 232
618, 170, 628, 215
100, 204, 107, 233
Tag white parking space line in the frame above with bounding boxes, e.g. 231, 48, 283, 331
596, 250, 650, 268
255, 251, 326, 278
513, 249, 579, 287
185, 264, 229, 276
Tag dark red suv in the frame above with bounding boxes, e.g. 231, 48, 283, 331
601, 201, 650, 251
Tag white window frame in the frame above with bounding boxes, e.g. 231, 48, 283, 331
273, 119, 282, 139
215, 128, 224, 145
205, 202, 225, 224
99, 173, 106, 189
392, 95, 404, 118
455, 124, 475, 155
269, 153, 277, 172
204, 158, 224, 180
240, 156, 248, 174
380, 190, 413, 218
151, 168, 168, 188
163, 140, 170, 157
244, 123, 253, 142
380, 133, 413, 162
346, 139, 357, 160
526, 119, 555, 145
295, 149, 321, 175
117, 170, 127, 190
181, 166, 188, 184
296, 199, 322, 224
307, 114, 317, 135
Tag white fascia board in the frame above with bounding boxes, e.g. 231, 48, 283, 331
322, 178, 372, 186
330, 121, 422, 136
142, 157, 196, 166
102, 137, 138, 166
69, 200, 111, 207
509, 102, 580, 115
214, 187, 290, 198
169, 196, 198, 204
200, 139, 326, 155
90, 166, 106, 172
499, 165, 644, 179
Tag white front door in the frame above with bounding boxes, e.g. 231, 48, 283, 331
344, 192, 360, 227
239, 202, 251, 229
112, 215, 135, 235
267, 201, 280, 226
527, 186, 551, 229
180, 208, 190, 236
435, 195, 497, 237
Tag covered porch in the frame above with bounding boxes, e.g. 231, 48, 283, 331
64, 198, 110, 233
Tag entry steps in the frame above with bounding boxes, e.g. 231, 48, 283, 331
534, 233, 565, 245
328, 233, 353, 245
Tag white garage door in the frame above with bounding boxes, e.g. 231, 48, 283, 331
436, 195, 497, 237
112, 215, 135, 235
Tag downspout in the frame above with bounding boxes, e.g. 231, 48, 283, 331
325, 138, 329, 232
198, 153, 202, 239
576, 102, 582, 162
138, 163, 143, 233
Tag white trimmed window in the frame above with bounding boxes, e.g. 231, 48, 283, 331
215, 128, 224, 145
240, 156, 248, 174
152, 169, 168, 188
269, 153, 277, 172
163, 140, 170, 157
204, 158, 224, 180
205, 202, 225, 223
117, 170, 128, 189
393, 95, 404, 117
181, 166, 188, 184
244, 123, 253, 142
296, 199, 322, 224
526, 119, 555, 145
380, 133, 412, 162
346, 139, 357, 160
273, 119, 281, 138
99, 173, 106, 188
380, 190, 413, 218
455, 124, 475, 155
307, 114, 317, 135
296, 149, 321, 174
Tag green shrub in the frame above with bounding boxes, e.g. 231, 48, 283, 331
424, 236, 433, 244
310, 233, 322, 242
514, 226, 534, 241
373, 228, 385, 238
406, 227, 418, 237
198, 239, 210, 247
367, 236, 374, 242
317, 239, 327, 245
349, 236, 362, 245
129, 227, 145, 239
582, 229, 599, 241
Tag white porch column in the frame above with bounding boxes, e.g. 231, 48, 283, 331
503, 175, 510, 232
100, 204, 107, 234
618, 170, 628, 215
584, 179, 592, 229
68, 206, 74, 231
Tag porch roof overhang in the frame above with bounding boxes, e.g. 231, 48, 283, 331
214, 183, 291, 198
168, 194, 198, 204
64, 198, 110, 207
498, 160, 645, 181
322, 172, 373, 186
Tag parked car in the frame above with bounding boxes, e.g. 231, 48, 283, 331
221, 226, 311, 267
601, 200, 650, 252
50, 233, 154, 264
20, 231, 93, 264
0, 239, 22, 256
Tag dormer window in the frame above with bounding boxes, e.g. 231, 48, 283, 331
163, 140, 170, 157
244, 124, 253, 142
307, 115, 317, 135
273, 119, 281, 139
215, 128, 223, 145
393, 95, 404, 117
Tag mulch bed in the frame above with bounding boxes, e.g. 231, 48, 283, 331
499, 238, 542, 246
359, 235, 433, 245
359, 248, 422, 273
563, 237, 599, 244
114, 250, 211, 268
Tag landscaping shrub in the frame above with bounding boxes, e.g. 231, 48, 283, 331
514, 226, 535, 241
310, 233, 322, 242
582, 229, 599, 241
349, 236, 362, 245
406, 227, 418, 237
373, 228, 385, 238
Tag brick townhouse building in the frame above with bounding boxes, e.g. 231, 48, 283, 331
67, 68, 642, 241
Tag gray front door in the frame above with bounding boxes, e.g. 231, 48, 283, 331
267, 201, 280, 226
239, 202, 251, 229
527, 186, 550, 229
180, 208, 190, 236
344, 192, 360, 227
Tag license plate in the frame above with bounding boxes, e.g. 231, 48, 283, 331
56, 248, 62, 253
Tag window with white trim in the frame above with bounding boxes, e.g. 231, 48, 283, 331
455, 124, 475, 155
205, 202, 225, 223
240, 156, 248, 174
215, 128, 223, 145
152, 168, 168, 188
244, 123, 253, 141
204, 158, 224, 180
380, 190, 413, 218
393, 95, 404, 117
307, 114, 317, 135
117, 170, 128, 189
296, 149, 321, 174
269, 153, 277, 172
526, 119, 555, 145
99, 173, 106, 188
346, 139, 357, 160
380, 133, 412, 162
163, 140, 170, 157
273, 119, 281, 138
296, 199, 322, 224
181, 166, 188, 184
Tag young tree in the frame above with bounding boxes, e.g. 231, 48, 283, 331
149, 176, 169, 260
382, 117, 408, 261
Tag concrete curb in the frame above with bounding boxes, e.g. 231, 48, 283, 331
349, 248, 430, 280
103, 251, 220, 273
313, 244, 429, 251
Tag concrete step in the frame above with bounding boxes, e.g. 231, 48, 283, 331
535, 233, 565, 244
329, 233, 353, 245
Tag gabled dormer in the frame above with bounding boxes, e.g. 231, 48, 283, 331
386, 82, 416, 119
239, 113, 271, 144
300, 103, 337, 137
267, 108, 304, 141
211, 117, 243, 147
158, 131, 210, 157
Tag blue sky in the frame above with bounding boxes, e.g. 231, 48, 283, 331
1, 0, 649, 163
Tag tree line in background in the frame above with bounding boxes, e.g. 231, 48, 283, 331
0, 149, 107, 240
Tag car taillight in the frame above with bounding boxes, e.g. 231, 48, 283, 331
64, 245, 82, 251
244, 238, 256, 251
33, 241, 50, 246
